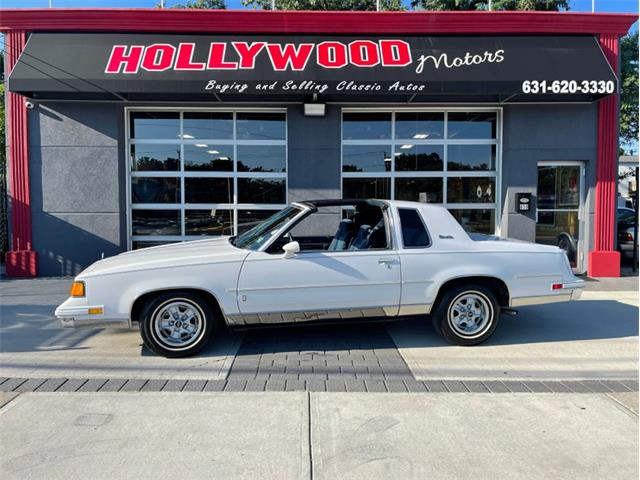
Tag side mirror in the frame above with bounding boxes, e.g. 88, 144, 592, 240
282, 241, 300, 259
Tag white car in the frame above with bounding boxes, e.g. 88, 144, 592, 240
55, 199, 584, 357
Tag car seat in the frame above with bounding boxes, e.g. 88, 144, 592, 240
328, 219, 356, 251
349, 224, 372, 250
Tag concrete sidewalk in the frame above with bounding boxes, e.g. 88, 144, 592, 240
0, 391, 637, 480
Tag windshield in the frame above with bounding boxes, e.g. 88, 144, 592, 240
232, 206, 302, 250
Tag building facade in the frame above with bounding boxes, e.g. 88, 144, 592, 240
1, 9, 635, 277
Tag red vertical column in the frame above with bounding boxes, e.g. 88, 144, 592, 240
588, 33, 621, 277
5, 30, 37, 277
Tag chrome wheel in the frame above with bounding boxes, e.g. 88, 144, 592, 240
151, 299, 205, 351
447, 291, 494, 339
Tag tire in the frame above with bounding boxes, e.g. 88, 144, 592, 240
432, 284, 500, 346
139, 292, 216, 358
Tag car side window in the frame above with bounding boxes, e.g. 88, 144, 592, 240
398, 208, 431, 248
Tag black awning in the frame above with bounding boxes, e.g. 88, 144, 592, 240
8, 33, 617, 103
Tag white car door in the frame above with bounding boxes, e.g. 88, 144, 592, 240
236, 249, 401, 323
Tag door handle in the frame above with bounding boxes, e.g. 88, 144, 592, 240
378, 257, 394, 265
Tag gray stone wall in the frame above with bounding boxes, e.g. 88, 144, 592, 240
28, 102, 125, 276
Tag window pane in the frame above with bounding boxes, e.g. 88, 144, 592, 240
237, 145, 286, 172
238, 178, 286, 204
236, 112, 286, 140
395, 178, 443, 203
343, 178, 391, 200
395, 112, 444, 140
184, 144, 233, 171
133, 240, 178, 250
447, 177, 495, 203
132, 209, 181, 235
131, 144, 180, 171
447, 145, 495, 171
398, 208, 430, 247
536, 211, 579, 266
537, 166, 556, 209
449, 209, 495, 234
185, 209, 234, 236
343, 145, 392, 172
132, 177, 180, 204
185, 178, 234, 204
183, 112, 233, 139
237, 209, 279, 233
394, 145, 444, 172
342, 113, 391, 140
130, 112, 179, 139
447, 112, 496, 139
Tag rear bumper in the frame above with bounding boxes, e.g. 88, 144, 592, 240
509, 280, 584, 307
55, 298, 130, 329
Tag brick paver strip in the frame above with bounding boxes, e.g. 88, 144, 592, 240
306, 379, 326, 391
14, 378, 47, 392
0, 378, 28, 392
78, 379, 108, 392
326, 379, 346, 392
463, 381, 491, 393
224, 379, 247, 391
443, 380, 468, 393
579, 380, 610, 393
0, 378, 8, 386
344, 379, 366, 392
385, 380, 408, 393
203, 380, 226, 392
600, 380, 634, 392
522, 381, 551, 393
120, 379, 148, 392
423, 380, 448, 393
162, 380, 188, 392
499, 381, 531, 393
542, 381, 573, 393
265, 379, 286, 391
183, 380, 207, 392
482, 381, 509, 393
621, 379, 639, 391
561, 381, 591, 393
285, 379, 306, 391
35, 378, 68, 392
364, 380, 387, 393
403, 380, 428, 392
244, 380, 267, 392
56, 379, 88, 392
99, 379, 128, 392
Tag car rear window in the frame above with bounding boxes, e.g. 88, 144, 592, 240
398, 208, 430, 248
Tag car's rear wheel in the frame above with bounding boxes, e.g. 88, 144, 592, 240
139, 292, 216, 358
432, 284, 499, 346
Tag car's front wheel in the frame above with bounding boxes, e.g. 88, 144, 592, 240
432, 285, 499, 346
139, 292, 216, 358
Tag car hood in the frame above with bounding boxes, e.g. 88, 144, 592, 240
78, 237, 249, 278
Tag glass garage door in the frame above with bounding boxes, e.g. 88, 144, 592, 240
127, 110, 287, 249
341, 109, 500, 234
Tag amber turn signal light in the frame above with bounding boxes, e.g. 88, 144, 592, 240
70, 281, 85, 297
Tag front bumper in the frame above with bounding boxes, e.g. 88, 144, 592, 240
55, 297, 129, 328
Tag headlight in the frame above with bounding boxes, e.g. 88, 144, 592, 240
70, 281, 85, 297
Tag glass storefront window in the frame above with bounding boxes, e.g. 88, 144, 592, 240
238, 178, 286, 204
131, 144, 180, 171
342, 145, 392, 172
185, 209, 234, 236
185, 178, 234, 204
129, 110, 287, 246
394, 145, 444, 172
447, 145, 495, 171
132, 209, 181, 236
183, 112, 233, 139
343, 178, 391, 200
342, 112, 391, 140
130, 112, 180, 139
184, 145, 234, 171
236, 112, 286, 140
395, 112, 444, 140
342, 109, 499, 233
447, 112, 497, 139
131, 177, 180, 204
237, 145, 286, 172
448, 209, 495, 234
447, 177, 495, 203
395, 178, 443, 203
